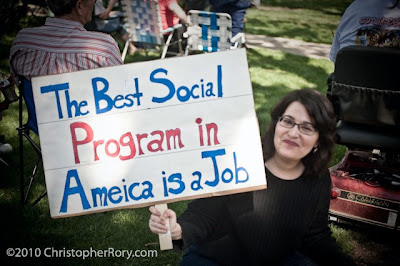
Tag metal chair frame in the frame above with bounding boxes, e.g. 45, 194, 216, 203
17, 78, 46, 205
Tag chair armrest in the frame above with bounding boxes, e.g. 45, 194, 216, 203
160, 24, 183, 35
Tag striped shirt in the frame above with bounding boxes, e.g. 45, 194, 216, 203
10, 17, 123, 79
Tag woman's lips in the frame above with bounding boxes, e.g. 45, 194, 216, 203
283, 139, 299, 147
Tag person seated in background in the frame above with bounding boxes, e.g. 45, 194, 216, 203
9, 0, 123, 133
93, 0, 137, 54
149, 89, 356, 265
10, 0, 123, 80
9, 0, 123, 80
329, 0, 400, 62
158, 0, 189, 55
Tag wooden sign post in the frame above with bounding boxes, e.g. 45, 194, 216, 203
155, 203, 173, 250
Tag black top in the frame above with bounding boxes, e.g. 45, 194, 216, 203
176, 167, 354, 265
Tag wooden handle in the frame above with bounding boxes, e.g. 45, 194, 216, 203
155, 203, 173, 250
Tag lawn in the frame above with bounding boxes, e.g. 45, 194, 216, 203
244, 0, 353, 44
2, 0, 389, 265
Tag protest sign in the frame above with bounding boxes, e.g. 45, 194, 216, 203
31, 49, 267, 218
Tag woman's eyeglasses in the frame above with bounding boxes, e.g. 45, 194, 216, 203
278, 115, 317, 136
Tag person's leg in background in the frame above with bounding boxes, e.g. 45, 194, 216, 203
119, 26, 137, 55
229, 6, 247, 38
210, 1, 250, 39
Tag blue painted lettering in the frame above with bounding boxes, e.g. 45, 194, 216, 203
191, 171, 203, 191
60, 171, 154, 213
202, 149, 226, 187
65, 89, 89, 118
40, 82, 70, 119
162, 172, 185, 197
201, 149, 249, 187
150, 65, 223, 103
92, 77, 143, 115
60, 169, 91, 213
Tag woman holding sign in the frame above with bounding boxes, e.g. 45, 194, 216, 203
149, 89, 355, 265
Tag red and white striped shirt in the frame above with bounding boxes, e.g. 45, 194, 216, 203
10, 17, 123, 79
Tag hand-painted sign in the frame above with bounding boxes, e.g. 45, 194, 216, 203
32, 49, 267, 218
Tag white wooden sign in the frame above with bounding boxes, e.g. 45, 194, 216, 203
32, 49, 267, 218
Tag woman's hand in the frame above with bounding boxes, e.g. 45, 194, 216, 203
149, 206, 182, 240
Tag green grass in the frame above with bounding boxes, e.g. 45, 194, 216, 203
261, 0, 353, 13
246, 0, 353, 44
246, 7, 340, 44
247, 47, 334, 129
329, 223, 362, 254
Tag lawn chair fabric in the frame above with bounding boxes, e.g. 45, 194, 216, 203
185, 10, 232, 53
120, 0, 163, 45
120, 0, 183, 60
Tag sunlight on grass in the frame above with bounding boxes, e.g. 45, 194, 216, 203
110, 209, 138, 224
246, 7, 340, 44
260, 0, 352, 14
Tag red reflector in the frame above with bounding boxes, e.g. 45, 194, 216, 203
331, 187, 341, 198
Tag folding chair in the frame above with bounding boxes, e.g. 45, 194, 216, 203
17, 77, 46, 205
183, 10, 245, 55
120, 0, 183, 61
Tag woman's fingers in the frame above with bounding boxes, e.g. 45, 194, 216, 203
162, 209, 177, 220
150, 213, 166, 225
148, 206, 168, 234
148, 206, 182, 239
149, 219, 168, 233
161, 209, 182, 240
149, 206, 160, 216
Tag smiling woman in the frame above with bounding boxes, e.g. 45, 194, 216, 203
263, 88, 336, 177
268, 101, 320, 179
148, 88, 355, 265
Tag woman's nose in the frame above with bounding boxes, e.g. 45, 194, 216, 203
287, 125, 300, 137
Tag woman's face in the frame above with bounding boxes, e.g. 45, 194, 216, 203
273, 101, 319, 164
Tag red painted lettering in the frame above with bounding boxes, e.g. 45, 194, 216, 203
70, 122, 94, 164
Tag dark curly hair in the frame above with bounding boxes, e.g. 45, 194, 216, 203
262, 89, 336, 177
